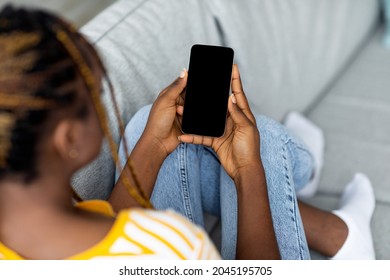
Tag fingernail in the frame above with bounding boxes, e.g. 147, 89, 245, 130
231, 94, 237, 104
180, 68, 186, 79
178, 136, 182, 141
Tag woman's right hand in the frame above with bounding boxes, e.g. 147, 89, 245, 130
139, 70, 188, 159
178, 65, 262, 182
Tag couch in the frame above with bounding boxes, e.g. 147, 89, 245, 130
73, 0, 389, 259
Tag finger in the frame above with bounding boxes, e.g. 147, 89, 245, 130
231, 64, 256, 124
176, 105, 184, 116
228, 94, 252, 126
176, 90, 186, 106
178, 134, 214, 147
158, 69, 188, 100
159, 68, 187, 95
174, 115, 183, 130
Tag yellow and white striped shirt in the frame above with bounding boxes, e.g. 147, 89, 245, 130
0, 200, 221, 260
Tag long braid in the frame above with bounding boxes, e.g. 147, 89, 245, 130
54, 25, 153, 208
57, 22, 148, 202
74, 32, 149, 203
56, 22, 148, 202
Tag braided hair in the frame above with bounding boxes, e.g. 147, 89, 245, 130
0, 5, 100, 182
0, 5, 153, 208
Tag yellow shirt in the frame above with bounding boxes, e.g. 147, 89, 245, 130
0, 200, 221, 260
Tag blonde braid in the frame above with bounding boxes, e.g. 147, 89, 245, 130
54, 26, 153, 209
0, 112, 14, 167
65, 21, 150, 203
105, 79, 149, 202
0, 31, 56, 169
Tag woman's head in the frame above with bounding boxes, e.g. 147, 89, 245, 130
0, 5, 105, 183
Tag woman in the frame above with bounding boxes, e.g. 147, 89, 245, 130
0, 6, 375, 260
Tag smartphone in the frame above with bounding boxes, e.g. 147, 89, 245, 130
181, 44, 234, 137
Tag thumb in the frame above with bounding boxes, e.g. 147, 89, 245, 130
159, 69, 188, 100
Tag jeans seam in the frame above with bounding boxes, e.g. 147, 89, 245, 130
179, 143, 194, 222
281, 136, 305, 260
284, 137, 314, 192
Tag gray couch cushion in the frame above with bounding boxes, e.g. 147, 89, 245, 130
206, 0, 379, 121
309, 29, 390, 201
307, 29, 390, 259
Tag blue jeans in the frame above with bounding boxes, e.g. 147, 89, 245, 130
117, 105, 313, 260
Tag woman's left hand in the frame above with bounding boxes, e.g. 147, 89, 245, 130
139, 69, 187, 159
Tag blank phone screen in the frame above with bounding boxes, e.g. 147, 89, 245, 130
182, 45, 234, 137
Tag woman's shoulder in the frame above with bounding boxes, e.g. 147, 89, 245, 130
108, 208, 221, 260
73, 201, 220, 260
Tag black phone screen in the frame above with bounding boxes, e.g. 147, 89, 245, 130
181, 44, 234, 137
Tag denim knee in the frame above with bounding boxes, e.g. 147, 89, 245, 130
286, 139, 313, 190
255, 115, 314, 191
